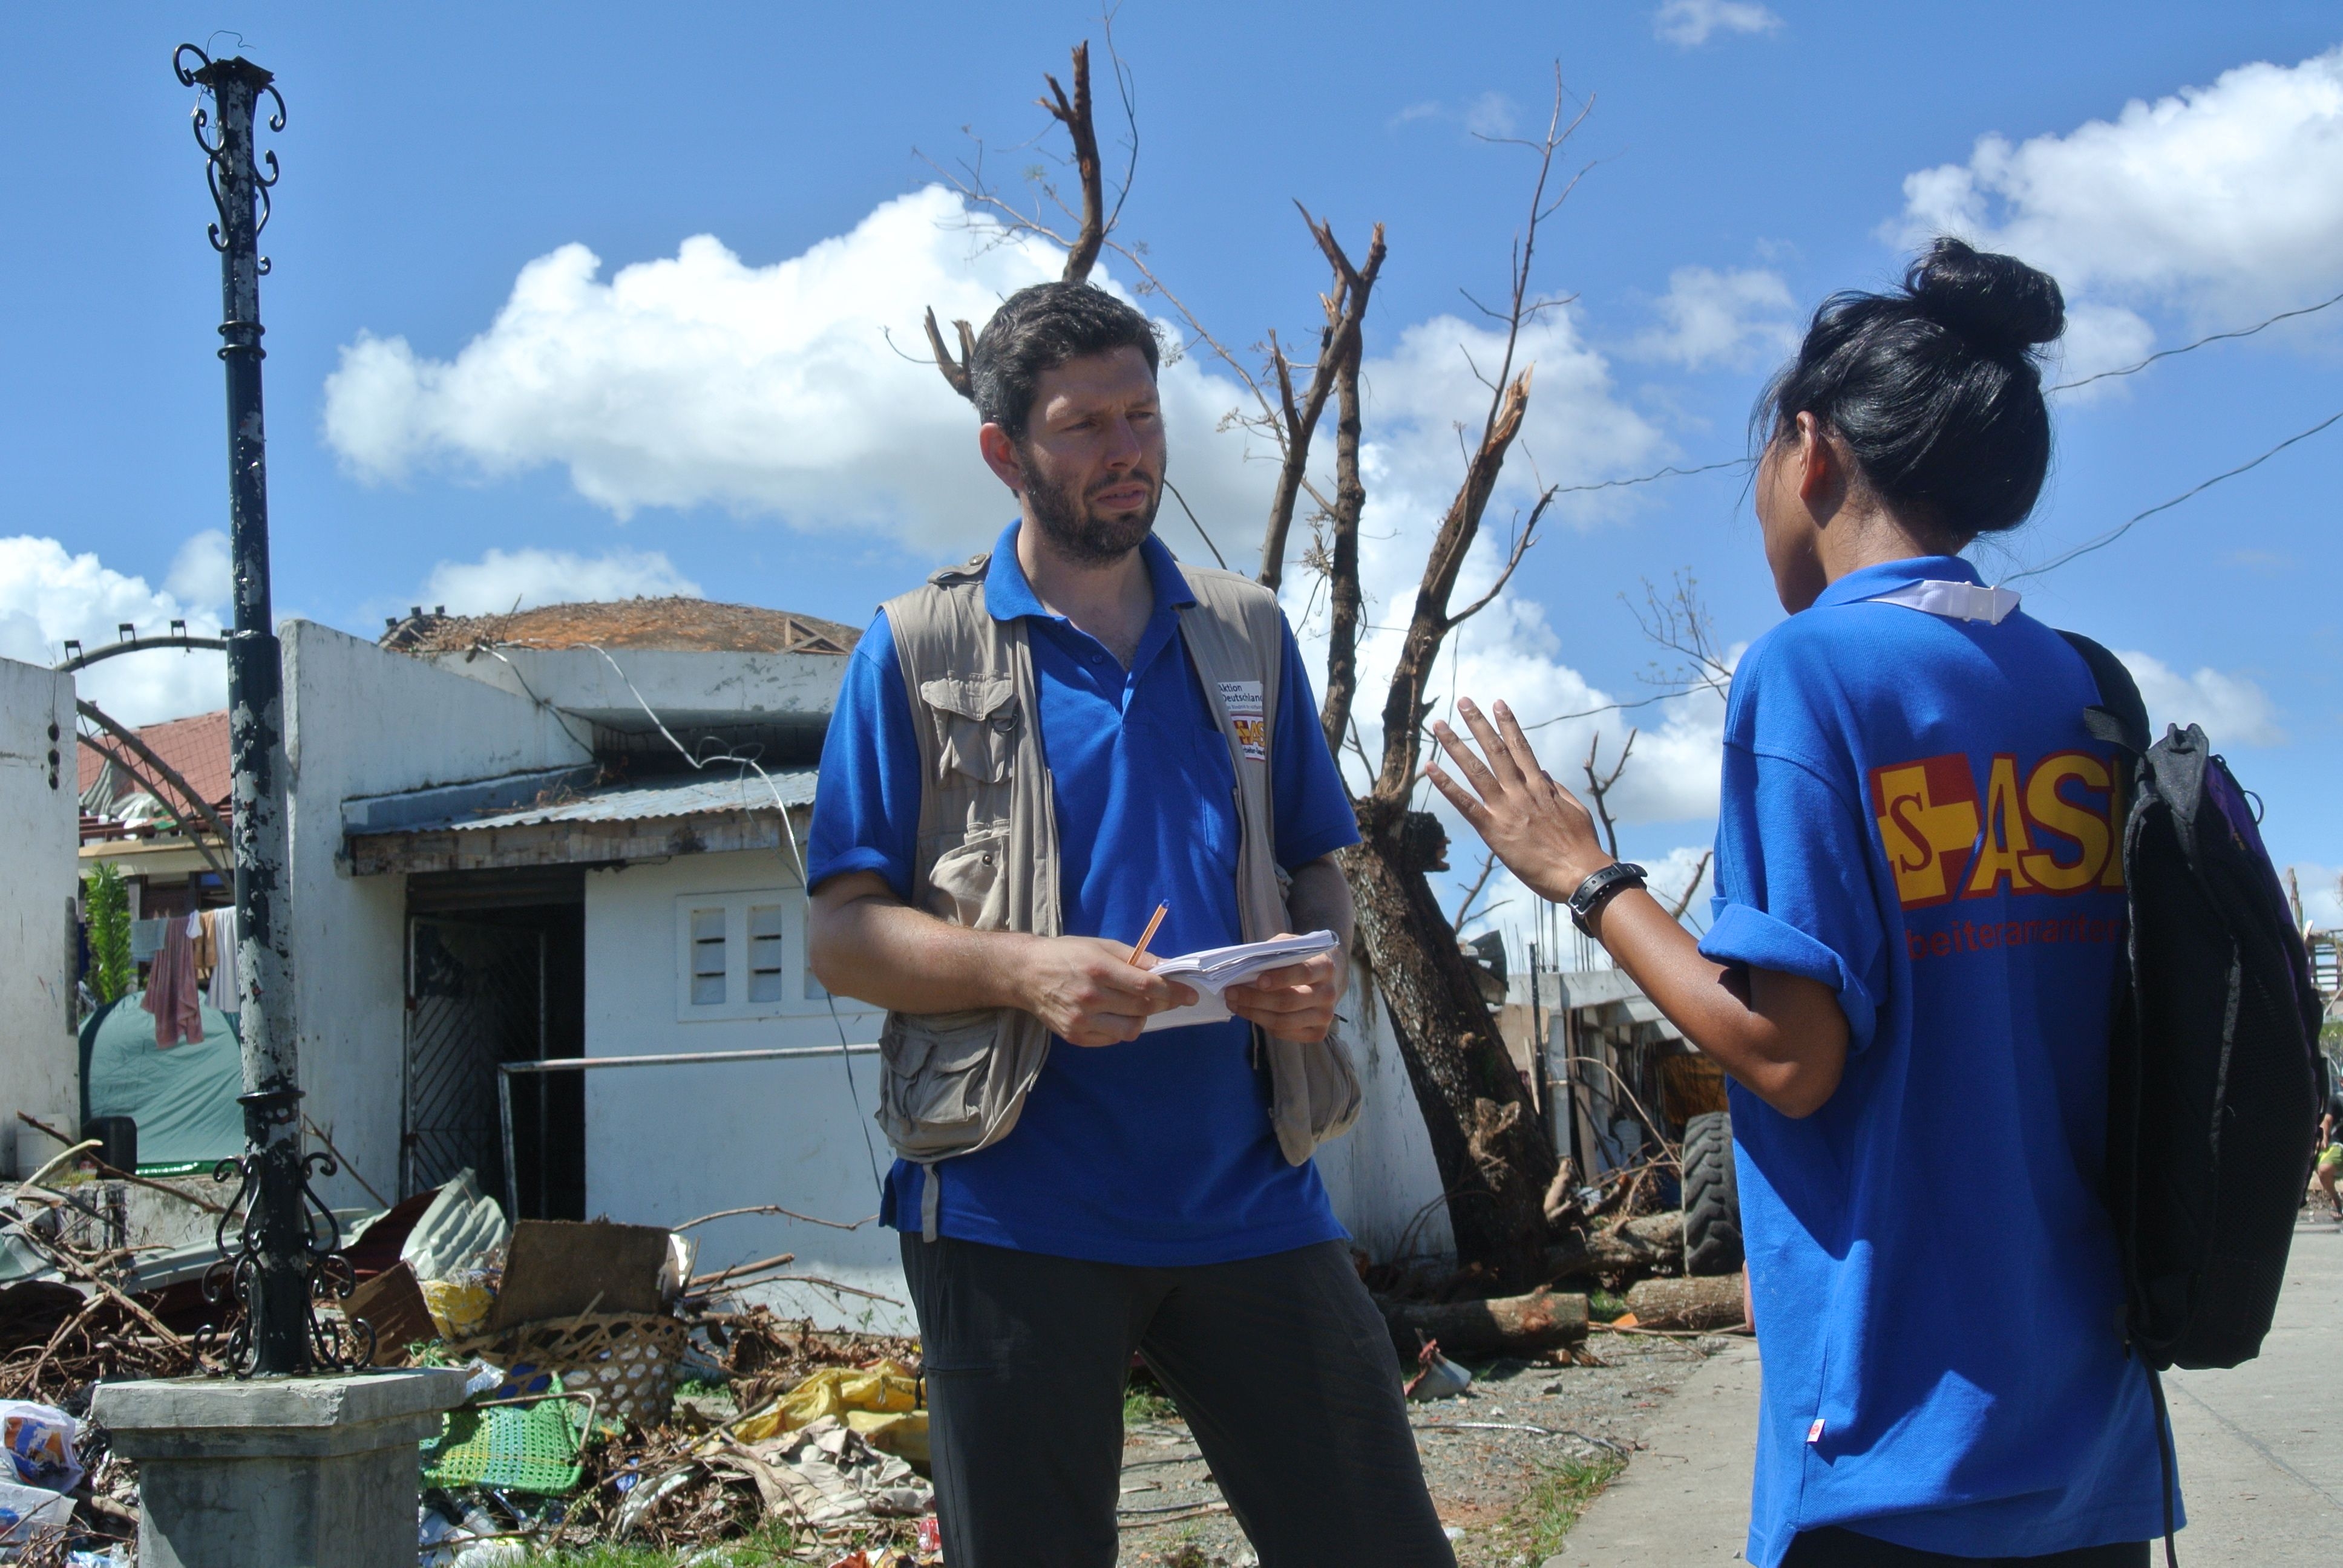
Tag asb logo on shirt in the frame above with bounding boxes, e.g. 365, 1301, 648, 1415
1869, 751, 2123, 910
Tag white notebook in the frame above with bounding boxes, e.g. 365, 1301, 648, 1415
1139, 930, 1342, 1033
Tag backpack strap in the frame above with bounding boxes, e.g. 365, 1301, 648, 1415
2057, 630, 2152, 755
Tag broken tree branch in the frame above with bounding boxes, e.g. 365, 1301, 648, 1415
1451, 849, 1502, 932
916, 40, 1110, 404
1666, 849, 1713, 922
1443, 485, 1557, 631
1041, 44, 1104, 283
920, 310, 977, 403
1317, 309, 1371, 766
1375, 1286, 1588, 1358
1259, 212, 1386, 591
1581, 730, 1633, 861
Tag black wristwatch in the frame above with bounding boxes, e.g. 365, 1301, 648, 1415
1567, 861, 1647, 935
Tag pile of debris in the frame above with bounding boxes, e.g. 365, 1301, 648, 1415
334, 1177, 939, 1563
1, 1134, 211, 1562
1365, 1152, 1749, 1364
1, 1137, 941, 1564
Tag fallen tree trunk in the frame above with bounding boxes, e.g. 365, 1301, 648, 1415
1624, 1273, 1746, 1332
1374, 1286, 1588, 1359
1542, 1211, 1683, 1281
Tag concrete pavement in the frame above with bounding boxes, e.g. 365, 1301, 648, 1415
1546, 1220, 2343, 1566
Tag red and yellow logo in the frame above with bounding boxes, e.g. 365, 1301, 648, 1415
1870, 750, 2123, 910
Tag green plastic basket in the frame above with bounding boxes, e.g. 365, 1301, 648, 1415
420, 1388, 594, 1495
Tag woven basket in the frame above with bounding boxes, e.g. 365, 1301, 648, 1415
421, 1391, 593, 1494
450, 1312, 689, 1427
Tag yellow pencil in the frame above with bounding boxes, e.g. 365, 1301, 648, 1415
1129, 902, 1169, 965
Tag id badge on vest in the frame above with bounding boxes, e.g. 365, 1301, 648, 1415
1220, 680, 1268, 761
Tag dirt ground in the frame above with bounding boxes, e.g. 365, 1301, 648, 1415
1114, 1331, 1732, 1567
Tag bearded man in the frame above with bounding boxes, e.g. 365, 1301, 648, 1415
807, 282, 1453, 1567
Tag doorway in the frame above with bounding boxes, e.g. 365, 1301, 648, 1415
402, 869, 586, 1218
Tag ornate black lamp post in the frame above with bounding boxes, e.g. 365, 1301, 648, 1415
174, 44, 359, 1377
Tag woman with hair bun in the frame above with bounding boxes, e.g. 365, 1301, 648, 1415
1426, 239, 2171, 1566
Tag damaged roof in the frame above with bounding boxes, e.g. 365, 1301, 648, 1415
343, 767, 821, 877
77, 708, 232, 811
379, 598, 860, 657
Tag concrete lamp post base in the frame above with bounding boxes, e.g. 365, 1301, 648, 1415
93, 1368, 471, 1568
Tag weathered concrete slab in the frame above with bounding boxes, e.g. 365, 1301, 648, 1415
1543, 1221, 2343, 1566
95, 1368, 468, 1568
2157, 1220, 2343, 1566
1544, 1339, 1757, 1566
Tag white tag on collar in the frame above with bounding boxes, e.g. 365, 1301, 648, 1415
1866, 579, 2021, 625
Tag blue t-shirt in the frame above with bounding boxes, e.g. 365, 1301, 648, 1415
807, 521, 1359, 1266
1699, 557, 2171, 1565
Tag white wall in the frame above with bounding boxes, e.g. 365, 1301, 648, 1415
1314, 959, 1455, 1263
0, 658, 78, 1175
281, 621, 592, 1209
583, 869, 1451, 1330
581, 849, 906, 1330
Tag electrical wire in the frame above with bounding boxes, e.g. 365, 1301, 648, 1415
2050, 285, 2343, 394
2001, 407, 2343, 586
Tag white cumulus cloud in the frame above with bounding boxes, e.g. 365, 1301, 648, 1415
321, 186, 1265, 558
324, 187, 1714, 893
2115, 650, 2284, 747
1631, 266, 1798, 370
423, 547, 704, 615
165, 530, 231, 610
1898, 47, 2343, 384
0, 535, 227, 724
1654, 0, 1782, 47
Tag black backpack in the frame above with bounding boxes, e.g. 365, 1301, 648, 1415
2062, 633, 2325, 1372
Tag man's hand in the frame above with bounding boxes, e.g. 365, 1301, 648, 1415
1018, 937, 1198, 1047
1225, 941, 1344, 1044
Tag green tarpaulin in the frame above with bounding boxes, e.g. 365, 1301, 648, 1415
79, 993, 244, 1175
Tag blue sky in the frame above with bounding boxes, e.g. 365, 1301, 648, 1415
12, 2, 2343, 933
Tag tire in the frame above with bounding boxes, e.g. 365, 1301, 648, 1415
1681, 1110, 1743, 1276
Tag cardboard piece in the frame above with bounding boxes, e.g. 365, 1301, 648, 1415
487, 1219, 672, 1330
343, 1261, 436, 1365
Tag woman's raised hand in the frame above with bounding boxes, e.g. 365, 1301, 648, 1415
1424, 698, 1614, 904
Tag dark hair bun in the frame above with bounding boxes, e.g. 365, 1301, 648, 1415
1906, 237, 2065, 356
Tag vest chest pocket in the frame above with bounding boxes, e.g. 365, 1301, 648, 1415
922, 822, 1012, 930
919, 676, 1020, 783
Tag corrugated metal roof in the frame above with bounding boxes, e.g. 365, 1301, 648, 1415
352, 769, 818, 837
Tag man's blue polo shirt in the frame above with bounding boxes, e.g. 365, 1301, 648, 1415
1699, 557, 2168, 1564
807, 521, 1358, 1266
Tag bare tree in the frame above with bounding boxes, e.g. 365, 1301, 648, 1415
1309, 83, 1592, 1290
913, 39, 1606, 1287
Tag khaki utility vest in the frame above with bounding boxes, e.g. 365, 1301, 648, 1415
876, 549, 1363, 1238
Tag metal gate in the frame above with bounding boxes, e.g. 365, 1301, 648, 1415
403, 919, 545, 1200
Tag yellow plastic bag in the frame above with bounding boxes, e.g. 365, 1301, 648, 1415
421, 1278, 495, 1341
731, 1359, 927, 1465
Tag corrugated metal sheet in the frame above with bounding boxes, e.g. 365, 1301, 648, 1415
359, 768, 818, 837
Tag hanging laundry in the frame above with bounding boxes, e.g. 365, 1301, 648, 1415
191, 909, 216, 987
140, 915, 205, 1047
205, 906, 240, 1016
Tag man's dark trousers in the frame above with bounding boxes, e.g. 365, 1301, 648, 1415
902, 1233, 1457, 1567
